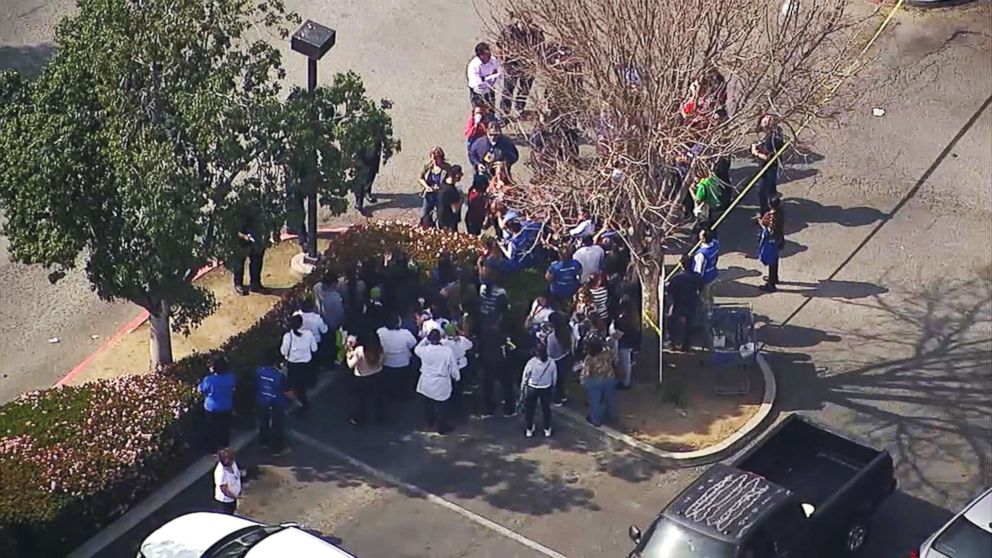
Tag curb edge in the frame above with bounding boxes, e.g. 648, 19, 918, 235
55, 227, 350, 387
557, 352, 777, 463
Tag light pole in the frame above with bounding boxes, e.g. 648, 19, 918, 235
291, 20, 336, 264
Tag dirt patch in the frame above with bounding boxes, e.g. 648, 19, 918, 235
568, 351, 763, 452
68, 239, 330, 384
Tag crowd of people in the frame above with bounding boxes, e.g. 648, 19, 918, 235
207, 9, 794, 515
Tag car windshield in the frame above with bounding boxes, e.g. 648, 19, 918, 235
933, 516, 992, 557
206, 525, 286, 558
634, 518, 736, 558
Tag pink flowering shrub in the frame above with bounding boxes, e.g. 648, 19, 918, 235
0, 223, 486, 556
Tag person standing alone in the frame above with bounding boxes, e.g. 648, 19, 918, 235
467, 42, 502, 109
520, 343, 557, 438
213, 447, 242, 514
227, 209, 268, 296
757, 194, 785, 293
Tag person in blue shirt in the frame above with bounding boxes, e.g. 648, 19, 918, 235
256, 348, 290, 453
691, 228, 720, 314
502, 219, 543, 272
199, 355, 236, 452
545, 244, 582, 303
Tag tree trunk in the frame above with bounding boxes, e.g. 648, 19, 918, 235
148, 300, 174, 369
638, 263, 662, 384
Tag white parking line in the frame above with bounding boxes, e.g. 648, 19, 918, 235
288, 429, 570, 558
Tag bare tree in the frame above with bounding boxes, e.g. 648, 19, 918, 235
483, 0, 877, 370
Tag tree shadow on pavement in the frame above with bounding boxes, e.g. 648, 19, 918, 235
768, 271, 992, 510
278, 387, 676, 517
0, 43, 55, 77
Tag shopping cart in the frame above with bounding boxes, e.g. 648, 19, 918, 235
708, 303, 757, 395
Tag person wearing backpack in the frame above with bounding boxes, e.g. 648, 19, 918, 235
520, 343, 557, 438
255, 348, 291, 454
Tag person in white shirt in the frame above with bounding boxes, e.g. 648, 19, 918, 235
213, 447, 242, 514
573, 235, 606, 284
294, 298, 329, 345
281, 314, 318, 415
417, 310, 449, 339
568, 210, 595, 243
442, 322, 474, 409
520, 343, 558, 438
377, 315, 418, 402
466, 41, 502, 109
414, 329, 460, 434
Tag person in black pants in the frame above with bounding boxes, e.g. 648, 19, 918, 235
751, 114, 786, 215
227, 210, 268, 296
280, 314, 318, 416
665, 258, 703, 351
354, 133, 384, 213
479, 334, 515, 416
521, 344, 557, 438
497, 12, 544, 116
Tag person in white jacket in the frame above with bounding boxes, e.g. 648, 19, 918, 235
414, 329, 460, 434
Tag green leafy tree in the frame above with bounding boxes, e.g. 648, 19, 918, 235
280, 72, 401, 225
0, 0, 397, 369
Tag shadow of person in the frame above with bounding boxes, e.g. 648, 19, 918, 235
365, 192, 422, 214
784, 198, 886, 235
776, 279, 889, 299
759, 322, 842, 349
779, 239, 808, 258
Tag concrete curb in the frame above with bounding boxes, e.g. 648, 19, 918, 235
67, 371, 342, 558
556, 352, 777, 464
55, 227, 350, 387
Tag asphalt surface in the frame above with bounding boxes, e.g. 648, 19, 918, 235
716, 1, 992, 514
99, 382, 939, 558
1, 1, 990, 556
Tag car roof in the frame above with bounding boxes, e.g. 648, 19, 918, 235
962, 488, 992, 533
248, 527, 358, 557
663, 464, 793, 543
140, 512, 258, 558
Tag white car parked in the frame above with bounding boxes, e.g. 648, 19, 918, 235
137, 512, 357, 558
915, 488, 992, 558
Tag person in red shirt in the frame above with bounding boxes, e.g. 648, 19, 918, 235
464, 99, 493, 161
464, 174, 490, 236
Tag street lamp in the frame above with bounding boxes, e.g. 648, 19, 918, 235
291, 20, 336, 263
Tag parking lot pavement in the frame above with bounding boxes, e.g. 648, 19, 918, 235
98, 376, 958, 558
99, 383, 703, 558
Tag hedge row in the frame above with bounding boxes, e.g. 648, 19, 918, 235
0, 222, 484, 558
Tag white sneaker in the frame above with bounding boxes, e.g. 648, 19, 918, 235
544, 428, 552, 438
525, 428, 534, 438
